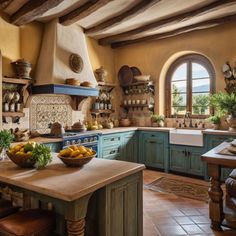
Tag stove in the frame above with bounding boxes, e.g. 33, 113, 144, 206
62, 132, 99, 154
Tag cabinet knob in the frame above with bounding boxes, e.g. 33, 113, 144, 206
110, 150, 116, 154
149, 141, 157, 144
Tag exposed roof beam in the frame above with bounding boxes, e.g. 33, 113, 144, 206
85, 0, 161, 35
11, 0, 64, 26
0, 0, 12, 10
111, 13, 236, 48
99, 0, 236, 45
59, 0, 112, 26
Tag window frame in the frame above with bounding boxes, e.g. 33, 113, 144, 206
165, 54, 215, 118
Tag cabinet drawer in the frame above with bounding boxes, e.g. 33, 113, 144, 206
102, 134, 122, 147
102, 146, 121, 160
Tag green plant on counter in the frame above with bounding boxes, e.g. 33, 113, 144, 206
30, 143, 52, 169
151, 114, 165, 123
210, 92, 236, 117
0, 130, 14, 150
207, 115, 221, 124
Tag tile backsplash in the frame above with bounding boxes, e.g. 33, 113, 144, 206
29, 94, 73, 133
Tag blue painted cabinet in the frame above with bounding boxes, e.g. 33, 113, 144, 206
205, 134, 236, 180
121, 131, 137, 163
169, 145, 205, 177
99, 132, 137, 162
139, 131, 169, 171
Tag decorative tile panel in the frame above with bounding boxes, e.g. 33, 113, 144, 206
29, 94, 72, 133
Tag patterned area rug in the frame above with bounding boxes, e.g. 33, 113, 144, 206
145, 177, 209, 202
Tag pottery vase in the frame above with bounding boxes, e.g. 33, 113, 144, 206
227, 115, 236, 132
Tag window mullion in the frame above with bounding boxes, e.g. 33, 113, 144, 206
187, 61, 192, 113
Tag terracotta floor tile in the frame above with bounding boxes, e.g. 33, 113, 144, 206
181, 224, 204, 234
190, 216, 211, 224
197, 223, 214, 234
174, 216, 194, 225
157, 225, 187, 236
143, 170, 236, 236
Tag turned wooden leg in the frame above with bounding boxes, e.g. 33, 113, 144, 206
208, 164, 223, 231
67, 219, 85, 236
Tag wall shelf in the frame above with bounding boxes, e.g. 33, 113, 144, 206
3, 77, 33, 85
121, 80, 154, 88
2, 112, 25, 117
91, 109, 114, 114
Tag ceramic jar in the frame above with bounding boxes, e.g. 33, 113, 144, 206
11, 59, 32, 79
94, 66, 107, 82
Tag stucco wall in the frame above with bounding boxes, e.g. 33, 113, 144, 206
113, 21, 236, 114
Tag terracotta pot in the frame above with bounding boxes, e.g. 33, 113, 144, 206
120, 119, 131, 127
226, 116, 236, 132
212, 124, 220, 130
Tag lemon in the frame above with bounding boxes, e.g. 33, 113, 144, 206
77, 146, 87, 154
70, 150, 81, 157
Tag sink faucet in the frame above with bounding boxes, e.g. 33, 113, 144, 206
184, 111, 193, 128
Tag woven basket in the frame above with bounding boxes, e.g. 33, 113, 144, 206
6, 151, 35, 168
58, 152, 96, 167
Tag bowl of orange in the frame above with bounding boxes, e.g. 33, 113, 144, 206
58, 145, 96, 167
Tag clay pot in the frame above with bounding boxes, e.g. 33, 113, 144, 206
212, 124, 220, 130
95, 66, 107, 82
120, 119, 131, 127
11, 59, 32, 79
227, 116, 236, 132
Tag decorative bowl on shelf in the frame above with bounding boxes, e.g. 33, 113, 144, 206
7, 151, 35, 168
120, 118, 131, 127
134, 75, 150, 81
58, 152, 96, 167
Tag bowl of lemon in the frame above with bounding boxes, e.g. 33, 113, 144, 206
58, 145, 96, 167
7, 142, 52, 168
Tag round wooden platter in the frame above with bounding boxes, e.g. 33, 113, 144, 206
118, 65, 133, 86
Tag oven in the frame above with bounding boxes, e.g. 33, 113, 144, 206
62, 133, 99, 156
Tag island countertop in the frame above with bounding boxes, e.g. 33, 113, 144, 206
0, 155, 145, 201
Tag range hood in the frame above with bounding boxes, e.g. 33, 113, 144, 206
34, 19, 98, 97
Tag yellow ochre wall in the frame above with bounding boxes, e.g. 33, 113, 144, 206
114, 20, 236, 114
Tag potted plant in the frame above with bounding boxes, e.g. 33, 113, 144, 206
0, 130, 14, 160
207, 115, 221, 130
151, 114, 165, 127
210, 92, 236, 131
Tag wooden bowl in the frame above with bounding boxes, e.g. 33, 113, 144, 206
58, 152, 96, 167
7, 151, 35, 168
65, 78, 80, 86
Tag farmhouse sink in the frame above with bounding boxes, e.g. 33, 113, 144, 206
169, 129, 203, 147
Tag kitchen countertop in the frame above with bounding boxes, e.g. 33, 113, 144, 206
0, 156, 145, 201
11, 127, 236, 145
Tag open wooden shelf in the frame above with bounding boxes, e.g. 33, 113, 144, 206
97, 82, 116, 92
121, 80, 154, 88
3, 77, 32, 85
121, 104, 148, 108
2, 112, 25, 117
91, 109, 114, 114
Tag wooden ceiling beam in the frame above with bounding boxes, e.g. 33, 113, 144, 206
0, 0, 12, 10
11, 0, 64, 26
59, 0, 112, 26
111, 14, 236, 48
85, 0, 161, 35
99, 0, 236, 45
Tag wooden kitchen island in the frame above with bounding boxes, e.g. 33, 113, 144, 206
0, 155, 145, 236
202, 142, 236, 231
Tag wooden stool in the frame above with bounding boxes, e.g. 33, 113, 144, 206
0, 199, 20, 219
0, 209, 55, 236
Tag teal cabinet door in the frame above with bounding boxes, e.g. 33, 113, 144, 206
122, 132, 137, 163
187, 148, 204, 176
169, 146, 187, 173
141, 133, 167, 170
169, 145, 205, 177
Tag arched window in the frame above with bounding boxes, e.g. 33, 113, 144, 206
165, 54, 215, 117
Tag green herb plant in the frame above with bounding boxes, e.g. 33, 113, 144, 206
207, 115, 221, 125
151, 114, 165, 123
0, 130, 14, 150
210, 92, 236, 117
30, 143, 52, 169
